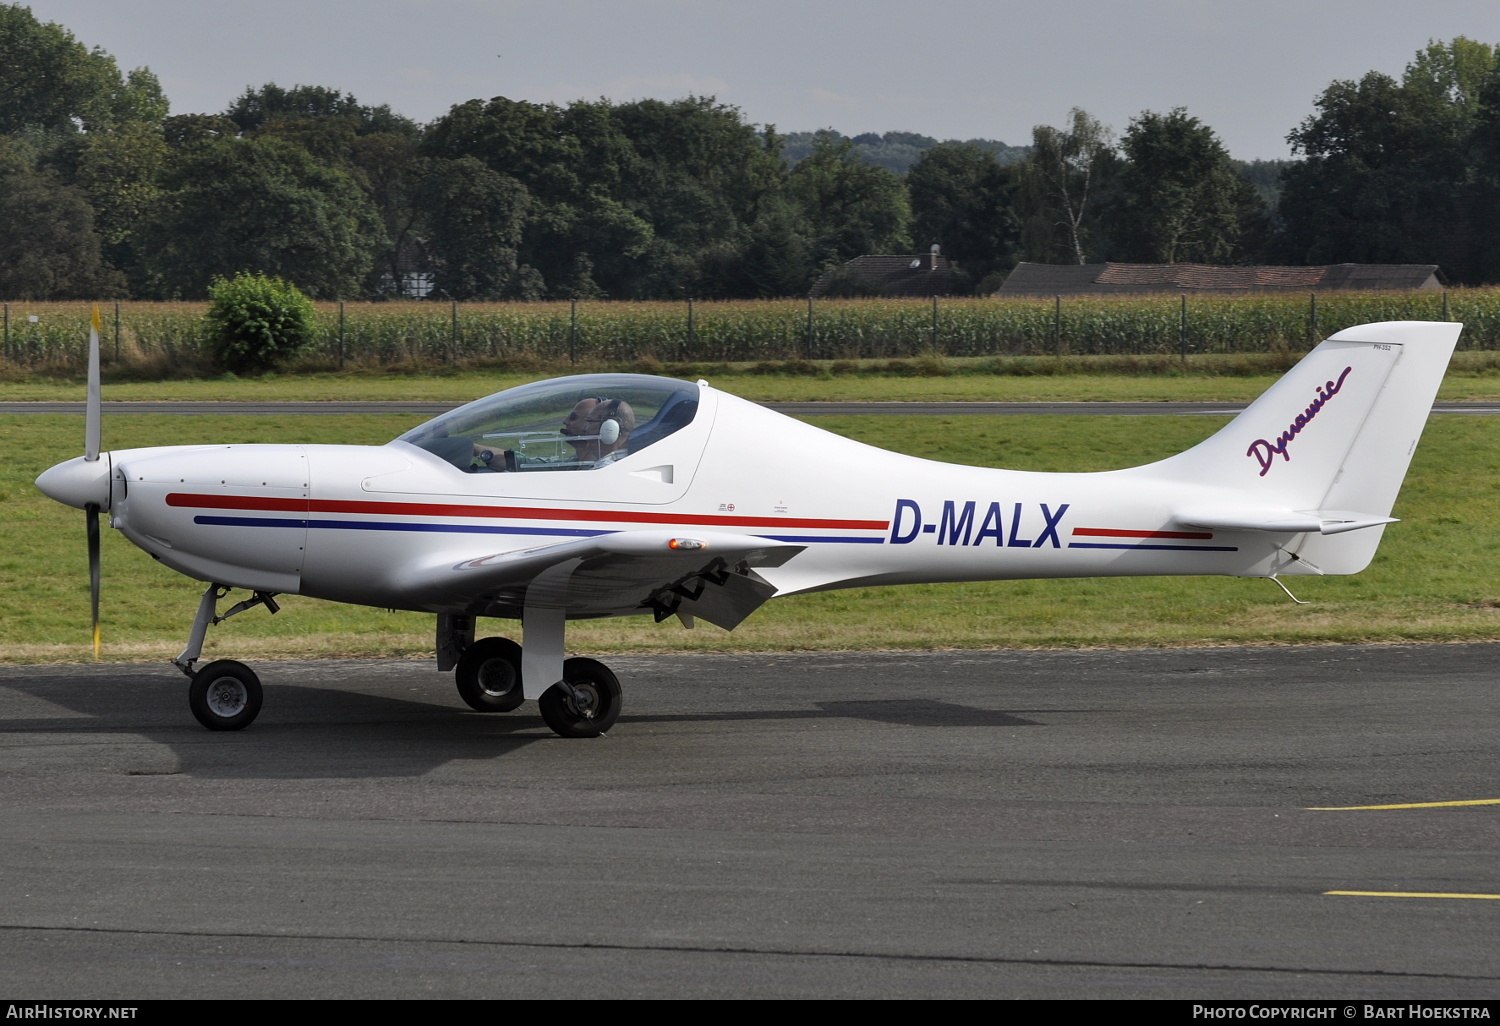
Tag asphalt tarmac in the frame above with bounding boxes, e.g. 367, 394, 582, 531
2, 645, 1498, 999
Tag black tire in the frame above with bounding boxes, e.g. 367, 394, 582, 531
189, 660, 263, 731
538, 658, 621, 738
455, 637, 525, 712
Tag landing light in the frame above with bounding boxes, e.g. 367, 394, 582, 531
668, 538, 706, 550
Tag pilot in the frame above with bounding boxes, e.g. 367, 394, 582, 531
475, 397, 635, 470
561, 397, 636, 465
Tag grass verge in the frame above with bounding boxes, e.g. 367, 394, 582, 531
6, 351, 1500, 402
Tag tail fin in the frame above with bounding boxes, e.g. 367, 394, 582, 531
1140, 321, 1460, 575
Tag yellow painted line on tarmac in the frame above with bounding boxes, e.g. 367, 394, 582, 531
1306, 798, 1500, 810
1326, 891, 1500, 900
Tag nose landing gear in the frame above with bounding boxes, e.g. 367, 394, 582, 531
173, 583, 279, 731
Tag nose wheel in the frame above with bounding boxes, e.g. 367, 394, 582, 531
188, 660, 263, 731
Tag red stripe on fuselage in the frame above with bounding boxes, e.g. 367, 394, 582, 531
166, 492, 888, 531
1072, 527, 1214, 540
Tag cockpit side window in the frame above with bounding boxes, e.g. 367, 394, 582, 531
394, 374, 700, 473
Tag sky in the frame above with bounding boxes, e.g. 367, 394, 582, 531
24, 0, 1500, 161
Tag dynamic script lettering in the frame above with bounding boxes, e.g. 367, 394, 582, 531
1246, 366, 1352, 477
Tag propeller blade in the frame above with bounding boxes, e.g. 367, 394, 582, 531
85, 306, 101, 462
86, 502, 101, 659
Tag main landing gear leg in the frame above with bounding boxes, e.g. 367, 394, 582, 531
173, 583, 278, 731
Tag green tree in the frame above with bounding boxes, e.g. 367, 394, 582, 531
225, 83, 417, 138
347, 131, 430, 297
423, 96, 617, 296
787, 133, 910, 270
1404, 37, 1495, 132
223, 84, 435, 299
907, 142, 1018, 291
608, 96, 785, 297
110, 67, 169, 126
423, 96, 579, 202
139, 135, 383, 298
1278, 38, 1499, 280
1111, 108, 1262, 264
0, 166, 123, 298
251, 112, 361, 168
426, 94, 796, 298
1280, 72, 1469, 269
419, 157, 540, 300
1464, 55, 1500, 281
614, 97, 783, 226
1015, 108, 1116, 264
722, 127, 812, 297
70, 121, 170, 285
727, 199, 814, 297
162, 113, 239, 149
0, 4, 165, 134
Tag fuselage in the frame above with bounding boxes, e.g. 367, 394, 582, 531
73, 382, 1289, 619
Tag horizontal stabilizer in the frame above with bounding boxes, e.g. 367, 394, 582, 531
1176, 508, 1397, 536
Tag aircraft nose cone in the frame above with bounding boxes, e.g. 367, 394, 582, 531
36, 455, 111, 511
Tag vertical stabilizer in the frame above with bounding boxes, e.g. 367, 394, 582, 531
1137, 321, 1460, 574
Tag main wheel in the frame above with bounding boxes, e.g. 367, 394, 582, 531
455, 637, 525, 712
538, 658, 621, 738
189, 660, 263, 731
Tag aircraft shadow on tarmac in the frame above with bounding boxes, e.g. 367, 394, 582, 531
1, 671, 1045, 779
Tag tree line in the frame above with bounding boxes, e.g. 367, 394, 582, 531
1, 4, 1496, 302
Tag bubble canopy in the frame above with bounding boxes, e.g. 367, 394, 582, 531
394, 373, 701, 472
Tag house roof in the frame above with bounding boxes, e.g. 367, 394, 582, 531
997, 262, 1444, 295
808, 254, 956, 298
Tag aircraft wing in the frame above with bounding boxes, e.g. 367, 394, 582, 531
393, 530, 805, 629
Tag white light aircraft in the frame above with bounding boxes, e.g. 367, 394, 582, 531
36, 319, 1459, 737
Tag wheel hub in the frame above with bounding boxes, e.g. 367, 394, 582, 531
477, 658, 517, 698
567, 683, 598, 718
206, 678, 248, 717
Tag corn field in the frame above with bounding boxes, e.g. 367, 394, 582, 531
0, 291, 1485, 372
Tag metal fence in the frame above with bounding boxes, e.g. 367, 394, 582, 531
0, 291, 1479, 372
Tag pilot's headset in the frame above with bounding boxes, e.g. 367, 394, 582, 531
591, 397, 624, 446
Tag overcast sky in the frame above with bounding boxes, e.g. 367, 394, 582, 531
24, 0, 1500, 161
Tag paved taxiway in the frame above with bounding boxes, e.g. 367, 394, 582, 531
1, 645, 1498, 999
